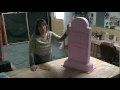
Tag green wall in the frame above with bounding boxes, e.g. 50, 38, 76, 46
4, 12, 50, 43
4, 13, 29, 43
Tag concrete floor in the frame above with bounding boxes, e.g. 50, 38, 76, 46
3, 42, 67, 70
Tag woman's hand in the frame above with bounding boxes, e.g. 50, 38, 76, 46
30, 65, 38, 71
67, 23, 71, 30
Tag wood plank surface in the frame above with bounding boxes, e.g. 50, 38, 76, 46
6, 57, 119, 78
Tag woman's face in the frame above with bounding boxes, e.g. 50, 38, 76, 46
38, 24, 47, 35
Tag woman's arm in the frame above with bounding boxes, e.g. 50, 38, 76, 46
29, 35, 36, 67
29, 53, 35, 67
51, 23, 70, 42
51, 31, 67, 42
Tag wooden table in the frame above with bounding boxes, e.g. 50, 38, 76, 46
6, 57, 119, 78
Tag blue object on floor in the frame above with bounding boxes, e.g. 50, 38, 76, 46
0, 72, 9, 78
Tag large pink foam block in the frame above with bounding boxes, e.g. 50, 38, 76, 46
64, 17, 93, 72
64, 59, 93, 72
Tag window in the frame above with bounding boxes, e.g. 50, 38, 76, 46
54, 12, 64, 19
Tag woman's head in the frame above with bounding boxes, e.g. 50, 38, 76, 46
35, 19, 48, 36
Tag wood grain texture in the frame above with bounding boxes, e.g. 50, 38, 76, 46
7, 57, 119, 78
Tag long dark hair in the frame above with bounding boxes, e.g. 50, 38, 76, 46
35, 19, 48, 36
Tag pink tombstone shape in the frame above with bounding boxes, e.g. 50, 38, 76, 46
64, 17, 93, 72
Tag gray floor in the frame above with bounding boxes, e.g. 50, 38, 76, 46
3, 42, 67, 70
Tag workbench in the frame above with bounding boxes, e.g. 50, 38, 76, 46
6, 57, 119, 78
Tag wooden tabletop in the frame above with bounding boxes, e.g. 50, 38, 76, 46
6, 57, 119, 78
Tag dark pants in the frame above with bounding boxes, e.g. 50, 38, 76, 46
34, 54, 52, 65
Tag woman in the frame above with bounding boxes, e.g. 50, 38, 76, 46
29, 19, 67, 71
